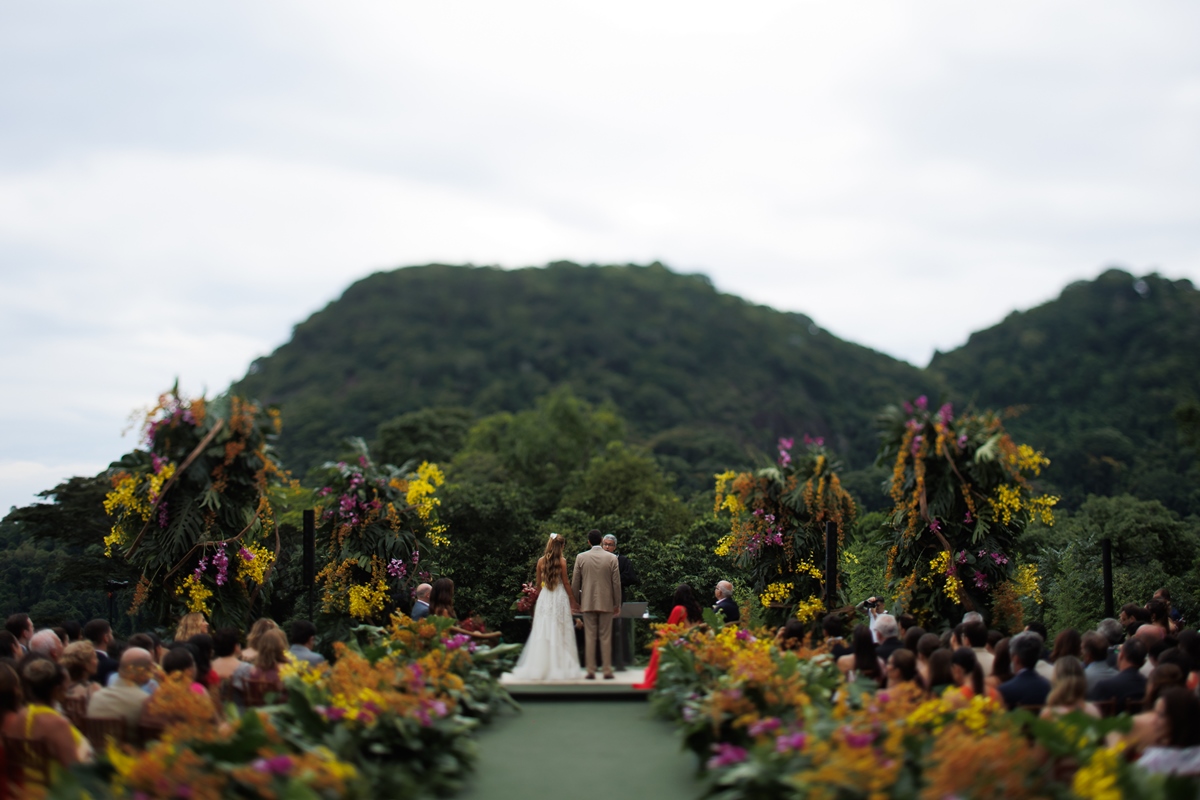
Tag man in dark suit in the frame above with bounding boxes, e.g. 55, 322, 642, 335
1088, 638, 1148, 713
411, 583, 432, 621
713, 581, 739, 624
873, 614, 903, 663
601, 533, 640, 670
84, 619, 120, 686
998, 631, 1052, 710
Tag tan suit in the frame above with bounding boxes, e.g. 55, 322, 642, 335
571, 545, 622, 676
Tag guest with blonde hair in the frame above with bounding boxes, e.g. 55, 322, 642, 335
241, 618, 279, 663
60, 641, 100, 701
174, 612, 208, 643
1041, 656, 1100, 719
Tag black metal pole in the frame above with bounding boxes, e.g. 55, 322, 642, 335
1101, 538, 1114, 619
303, 509, 316, 620
825, 520, 838, 611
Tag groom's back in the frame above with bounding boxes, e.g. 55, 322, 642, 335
573, 547, 619, 611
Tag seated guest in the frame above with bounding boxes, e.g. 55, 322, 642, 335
1127, 664, 1186, 756
713, 581, 739, 625
60, 641, 100, 702
634, 584, 703, 690
946, 647, 985, 705
1145, 600, 1171, 639
986, 629, 1003, 653
1137, 687, 1200, 776
998, 631, 1051, 710
411, 583, 433, 621
897, 613, 917, 640
86, 647, 154, 739
188, 633, 219, 689
0, 631, 20, 660
140, 649, 218, 728
837, 624, 884, 686
0, 662, 20, 798
211, 629, 243, 680
1088, 638, 1149, 714
106, 634, 161, 693
1, 658, 91, 770
1041, 656, 1100, 719
1120, 604, 1150, 639
1082, 631, 1118, 690
428, 579, 502, 644
28, 629, 64, 662
885, 649, 923, 692
1049, 628, 1082, 663
822, 614, 852, 659
873, 615, 903, 662
916, 633, 941, 687
776, 619, 809, 652
963, 620, 994, 677
82, 620, 119, 686
232, 630, 289, 703
173, 613, 209, 643
241, 619, 280, 663
987, 637, 1013, 693
902, 625, 926, 656
288, 621, 326, 666
926, 649, 955, 697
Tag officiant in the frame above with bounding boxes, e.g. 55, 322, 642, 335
601, 533, 640, 670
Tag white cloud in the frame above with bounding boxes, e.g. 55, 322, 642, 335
1, 0, 1198, 510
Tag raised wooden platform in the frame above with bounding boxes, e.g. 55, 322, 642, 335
500, 668, 651, 697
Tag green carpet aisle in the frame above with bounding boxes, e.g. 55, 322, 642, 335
456, 699, 701, 800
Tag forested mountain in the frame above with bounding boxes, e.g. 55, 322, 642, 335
234, 262, 1199, 515
930, 269, 1200, 514
234, 262, 933, 493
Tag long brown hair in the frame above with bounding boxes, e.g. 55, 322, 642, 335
538, 535, 566, 591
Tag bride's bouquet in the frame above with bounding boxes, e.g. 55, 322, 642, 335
513, 582, 540, 614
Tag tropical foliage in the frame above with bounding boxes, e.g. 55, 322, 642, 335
103, 386, 287, 628
311, 439, 447, 643
712, 437, 856, 626
877, 397, 1058, 628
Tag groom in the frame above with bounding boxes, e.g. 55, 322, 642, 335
571, 529, 622, 680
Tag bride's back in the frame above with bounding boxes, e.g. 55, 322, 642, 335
538, 535, 567, 590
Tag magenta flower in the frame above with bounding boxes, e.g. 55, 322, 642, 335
911, 435, 924, 455
212, 547, 229, 586
929, 519, 941, 533
239, 547, 254, 561
735, 630, 755, 642
706, 743, 748, 769
973, 570, 989, 589
775, 732, 807, 753
957, 433, 968, 449
916, 395, 928, 410
252, 755, 294, 776
748, 717, 781, 736
778, 437, 794, 452
387, 558, 407, 579
938, 403, 954, 425
844, 729, 876, 748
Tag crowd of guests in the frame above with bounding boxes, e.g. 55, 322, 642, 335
794, 588, 1200, 774
0, 610, 330, 792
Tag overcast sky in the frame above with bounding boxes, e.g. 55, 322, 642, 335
2, 1, 1198, 512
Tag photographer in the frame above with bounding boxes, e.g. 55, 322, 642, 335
856, 596, 886, 640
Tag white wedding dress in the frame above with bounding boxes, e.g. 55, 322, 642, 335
510, 580, 584, 681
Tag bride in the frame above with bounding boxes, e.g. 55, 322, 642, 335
510, 533, 584, 680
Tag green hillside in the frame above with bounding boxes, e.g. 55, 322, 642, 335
930, 269, 1200, 514
234, 262, 933, 491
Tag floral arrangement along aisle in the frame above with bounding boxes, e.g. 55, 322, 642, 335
713, 437, 856, 626
47, 614, 521, 800
312, 438, 449, 642
877, 397, 1058, 628
103, 385, 287, 628
647, 625, 1192, 800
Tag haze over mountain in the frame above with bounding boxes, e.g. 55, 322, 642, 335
235, 263, 1200, 514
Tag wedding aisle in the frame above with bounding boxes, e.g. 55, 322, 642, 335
500, 667, 650, 696
455, 699, 700, 800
